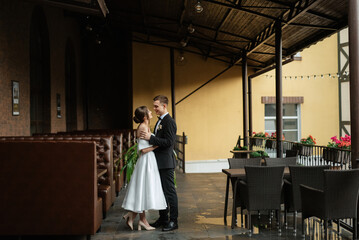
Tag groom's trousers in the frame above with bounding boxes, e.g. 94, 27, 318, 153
159, 168, 178, 222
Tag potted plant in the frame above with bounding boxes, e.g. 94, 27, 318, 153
295, 135, 316, 156
250, 131, 269, 146
232, 145, 249, 158
250, 150, 269, 159
233, 145, 248, 151
323, 135, 351, 163
265, 132, 285, 149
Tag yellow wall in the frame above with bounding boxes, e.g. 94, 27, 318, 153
132, 43, 172, 131
133, 42, 245, 160
133, 33, 339, 161
253, 34, 339, 145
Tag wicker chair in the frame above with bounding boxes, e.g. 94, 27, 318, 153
238, 166, 284, 234
284, 165, 330, 234
228, 158, 262, 169
265, 157, 297, 166
300, 169, 359, 239
227, 158, 262, 227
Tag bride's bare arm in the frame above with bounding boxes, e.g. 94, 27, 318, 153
141, 146, 158, 154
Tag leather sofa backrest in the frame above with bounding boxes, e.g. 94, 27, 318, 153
0, 141, 99, 235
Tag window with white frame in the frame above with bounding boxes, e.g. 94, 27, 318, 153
264, 104, 301, 142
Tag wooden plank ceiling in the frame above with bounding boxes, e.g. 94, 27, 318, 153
45, 0, 349, 69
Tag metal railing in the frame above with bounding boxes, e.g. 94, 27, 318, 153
175, 132, 187, 173
249, 137, 352, 170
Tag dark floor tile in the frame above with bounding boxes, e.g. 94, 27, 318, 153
91, 170, 354, 240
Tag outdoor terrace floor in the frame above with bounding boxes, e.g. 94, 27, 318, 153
0, 171, 352, 240
93, 171, 354, 240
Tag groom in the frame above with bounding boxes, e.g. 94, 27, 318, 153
140, 95, 179, 231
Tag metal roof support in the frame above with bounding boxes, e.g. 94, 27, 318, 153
349, 0, 359, 169
248, 76, 253, 142
242, 51, 248, 147
170, 48, 176, 120
275, 20, 283, 158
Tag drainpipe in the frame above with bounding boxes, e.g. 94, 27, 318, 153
275, 20, 283, 158
349, 0, 359, 168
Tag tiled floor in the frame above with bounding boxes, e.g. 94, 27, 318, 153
0, 171, 353, 240
92, 171, 353, 240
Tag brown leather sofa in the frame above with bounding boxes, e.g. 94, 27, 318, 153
56, 129, 137, 196
0, 135, 114, 219
0, 141, 102, 236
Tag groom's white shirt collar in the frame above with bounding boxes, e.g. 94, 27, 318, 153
159, 112, 169, 120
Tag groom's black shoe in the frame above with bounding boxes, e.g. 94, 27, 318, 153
162, 221, 178, 231
150, 219, 167, 228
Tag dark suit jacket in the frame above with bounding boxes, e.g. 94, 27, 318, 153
149, 114, 177, 169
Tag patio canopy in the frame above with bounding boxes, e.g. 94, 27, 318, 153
37, 0, 348, 69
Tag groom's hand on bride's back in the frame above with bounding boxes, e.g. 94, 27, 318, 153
139, 128, 151, 140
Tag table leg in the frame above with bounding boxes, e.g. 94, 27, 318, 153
224, 176, 229, 225
231, 178, 238, 229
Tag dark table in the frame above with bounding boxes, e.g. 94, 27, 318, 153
222, 167, 290, 229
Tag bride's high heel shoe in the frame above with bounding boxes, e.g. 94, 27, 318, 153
123, 213, 134, 230
138, 220, 155, 231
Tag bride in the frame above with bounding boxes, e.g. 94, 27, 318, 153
122, 106, 167, 230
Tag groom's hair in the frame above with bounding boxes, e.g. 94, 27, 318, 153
153, 95, 168, 106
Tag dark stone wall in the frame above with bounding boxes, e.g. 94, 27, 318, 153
0, 0, 133, 136
84, 29, 132, 130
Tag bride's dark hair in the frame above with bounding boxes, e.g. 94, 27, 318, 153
133, 106, 149, 124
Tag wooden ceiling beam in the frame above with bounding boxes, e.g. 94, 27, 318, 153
207, 1, 237, 59
240, 0, 324, 61
263, 0, 292, 7
289, 22, 338, 31
203, 0, 286, 22
139, 0, 149, 37
252, 51, 275, 55
177, 0, 188, 34
306, 9, 340, 22
115, 19, 242, 56
110, 10, 254, 42
25, 0, 101, 15
133, 37, 232, 64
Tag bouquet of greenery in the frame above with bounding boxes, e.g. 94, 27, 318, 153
119, 143, 139, 183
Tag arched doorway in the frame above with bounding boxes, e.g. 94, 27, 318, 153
65, 39, 77, 131
29, 6, 51, 135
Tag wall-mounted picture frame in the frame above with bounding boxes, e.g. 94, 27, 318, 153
56, 93, 61, 118
12, 81, 19, 116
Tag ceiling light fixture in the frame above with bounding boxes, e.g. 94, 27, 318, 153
85, 24, 93, 32
195, 0, 203, 13
187, 24, 195, 34
180, 38, 188, 47
95, 35, 102, 45
176, 52, 187, 66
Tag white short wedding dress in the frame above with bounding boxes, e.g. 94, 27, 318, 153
122, 138, 167, 213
